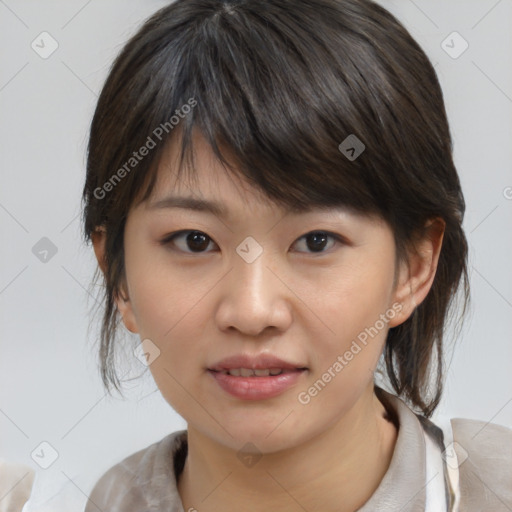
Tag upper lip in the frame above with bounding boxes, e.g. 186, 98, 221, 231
208, 354, 307, 371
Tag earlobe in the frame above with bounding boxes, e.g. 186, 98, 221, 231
387, 264, 416, 328
115, 283, 139, 334
91, 226, 139, 334
91, 226, 108, 275
388, 218, 445, 328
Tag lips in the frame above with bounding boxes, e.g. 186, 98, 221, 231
215, 368, 297, 377
208, 353, 307, 373
208, 367, 307, 400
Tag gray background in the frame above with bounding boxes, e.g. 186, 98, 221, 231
1, 0, 511, 506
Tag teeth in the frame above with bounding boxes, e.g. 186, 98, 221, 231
254, 369, 271, 377
220, 368, 286, 377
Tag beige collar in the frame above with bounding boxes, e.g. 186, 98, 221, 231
145, 388, 449, 511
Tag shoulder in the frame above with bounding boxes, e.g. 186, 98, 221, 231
0, 459, 35, 512
84, 430, 187, 512
450, 418, 512, 510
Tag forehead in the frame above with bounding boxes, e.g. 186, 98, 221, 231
141, 129, 382, 225
144, 131, 308, 217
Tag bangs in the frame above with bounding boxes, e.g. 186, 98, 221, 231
114, 0, 410, 220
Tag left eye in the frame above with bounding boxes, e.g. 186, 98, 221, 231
293, 231, 342, 253
160, 230, 343, 254
161, 230, 217, 253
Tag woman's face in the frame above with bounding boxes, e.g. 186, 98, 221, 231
115, 132, 419, 453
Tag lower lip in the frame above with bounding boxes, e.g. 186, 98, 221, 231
208, 369, 307, 400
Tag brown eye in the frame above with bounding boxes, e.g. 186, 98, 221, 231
161, 230, 217, 253
293, 231, 342, 253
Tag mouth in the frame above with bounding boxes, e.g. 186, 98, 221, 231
207, 368, 308, 400
208, 368, 308, 377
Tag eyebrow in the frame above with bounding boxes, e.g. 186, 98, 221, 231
146, 194, 353, 218
147, 195, 228, 216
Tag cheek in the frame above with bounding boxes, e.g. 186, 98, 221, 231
124, 236, 213, 338
313, 253, 395, 365
127, 262, 211, 410
124, 248, 222, 402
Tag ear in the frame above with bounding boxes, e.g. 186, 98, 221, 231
388, 218, 445, 328
90, 226, 139, 334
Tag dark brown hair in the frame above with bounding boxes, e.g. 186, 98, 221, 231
81, 0, 470, 417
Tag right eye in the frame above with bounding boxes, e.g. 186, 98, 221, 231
160, 230, 218, 254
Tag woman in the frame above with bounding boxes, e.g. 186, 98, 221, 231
81, 0, 512, 510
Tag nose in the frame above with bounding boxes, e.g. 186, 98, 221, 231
214, 245, 293, 337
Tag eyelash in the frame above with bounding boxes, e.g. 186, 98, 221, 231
159, 230, 346, 255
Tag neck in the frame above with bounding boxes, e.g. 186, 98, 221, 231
177, 386, 397, 512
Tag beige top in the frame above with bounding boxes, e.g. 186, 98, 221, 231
81, 388, 512, 511
0, 460, 35, 512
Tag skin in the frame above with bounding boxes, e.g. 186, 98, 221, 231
92, 130, 445, 512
